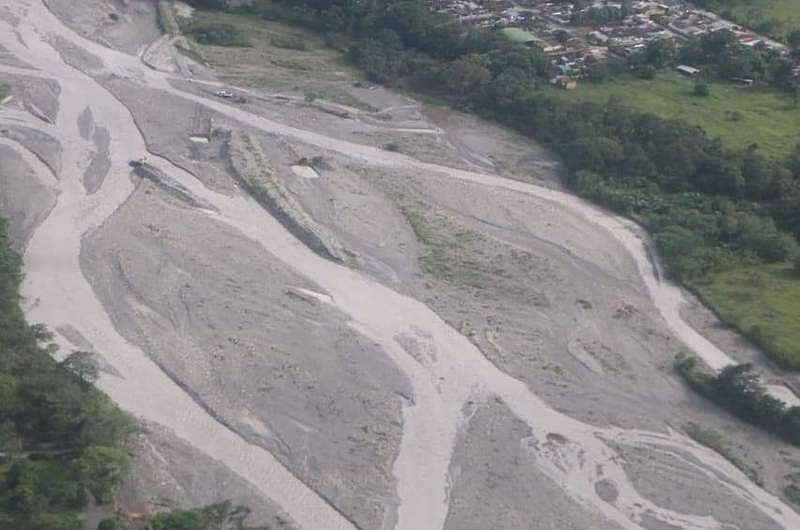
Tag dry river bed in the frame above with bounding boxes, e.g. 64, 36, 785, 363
1, 1, 800, 529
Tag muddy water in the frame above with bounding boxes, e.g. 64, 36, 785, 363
3, 1, 800, 529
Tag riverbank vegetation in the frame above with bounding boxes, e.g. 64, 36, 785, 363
0, 219, 134, 529
137, 501, 268, 530
181, 19, 251, 46
690, 263, 800, 369
676, 356, 800, 446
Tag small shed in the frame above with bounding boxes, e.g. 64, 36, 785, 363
731, 77, 754, 87
676, 65, 700, 76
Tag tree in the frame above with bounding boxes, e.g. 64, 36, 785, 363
694, 81, 710, 96
98, 518, 120, 530
783, 407, 800, 443
61, 351, 98, 385
787, 29, 800, 57
644, 38, 676, 69
0, 374, 19, 417
445, 53, 491, 102
144, 501, 268, 530
554, 29, 569, 43
78, 447, 131, 503
634, 63, 656, 79
713, 363, 766, 420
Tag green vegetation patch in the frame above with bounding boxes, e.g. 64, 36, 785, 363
0, 219, 135, 528
270, 33, 308, 50
692, 263, 800, 369
181, 19, 251, 46
402, 206, 485, 287
676, 357, 800, 446
96, 500, 271, 530
552, 73, 800, 158
180, 9, 360, 87
786, 483, 800, 504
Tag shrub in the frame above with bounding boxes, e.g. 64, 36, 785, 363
694, 81, 710, 96
270, 33, 308, 50
184, 22, 249, 47
728, 110, 744, 121
183, 0, 225, 8
78, 447, 131, 503
786, 484, 800, 505
97, 519, 118, 530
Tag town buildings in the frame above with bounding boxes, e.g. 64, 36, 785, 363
429, 1, 792, 82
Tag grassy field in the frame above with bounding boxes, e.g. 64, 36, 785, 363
551, 73, 800, 159
178, 9, 368, 108
402, 205, 485, 287
705, 0, 799, 41
692, 263, 800, 369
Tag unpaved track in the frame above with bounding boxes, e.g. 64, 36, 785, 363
2, 1, 800, 529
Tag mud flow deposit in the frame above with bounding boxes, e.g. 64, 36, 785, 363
2, 1, 800, 529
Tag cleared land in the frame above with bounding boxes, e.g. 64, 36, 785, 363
692, 263, 800, 369
552, 73, 800, 159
